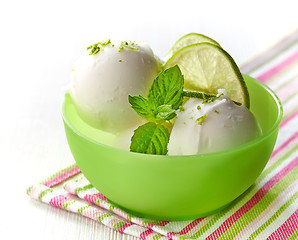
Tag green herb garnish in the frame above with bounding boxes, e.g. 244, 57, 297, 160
130, 122, 169, 155
148, 65, 184, 111
129, 65, 184, 123
129, 65, 239, 155
156, 105, 177, 120
128, 95, 156, 122
214, 110, 219, 114
129, 65, 184, 154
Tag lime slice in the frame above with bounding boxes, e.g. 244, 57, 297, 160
164, 33, 220, 62
164, 42, 250, 108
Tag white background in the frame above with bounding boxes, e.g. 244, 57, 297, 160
1, 0, 297, 239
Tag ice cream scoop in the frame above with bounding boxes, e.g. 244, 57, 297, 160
70, 41, 160, 133
167, 89, 262, 155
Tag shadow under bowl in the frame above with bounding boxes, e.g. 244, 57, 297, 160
62, 74, 283, 220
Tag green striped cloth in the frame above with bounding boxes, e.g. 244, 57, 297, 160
27, 29, 298, 240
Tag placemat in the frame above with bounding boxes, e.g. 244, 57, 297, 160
27, 29, 298, 240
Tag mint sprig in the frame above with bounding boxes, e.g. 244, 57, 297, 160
129, 65, 184, 123
128, 65, 184, 155
130, 122, 169, 155
148, 65, 184, 110
128, 65, 234, 155
128, 95, 155, 121
156, 105, 176, 120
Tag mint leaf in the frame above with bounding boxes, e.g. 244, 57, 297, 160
128, 98, 177, 122
128, 66, 184, 155
156, 105, 176, 120
130, 122, 169, 155
129, 65, 184, 122
128, 95, 155, 121
148, 65, 184, 110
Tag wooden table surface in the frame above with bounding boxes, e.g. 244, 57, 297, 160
1, 0, 297, 239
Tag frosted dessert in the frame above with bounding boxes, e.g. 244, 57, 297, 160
70, 40, 160, 133
167, 89, 261, 155
69, 35, 262, 155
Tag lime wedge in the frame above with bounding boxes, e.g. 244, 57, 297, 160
164, 42, 250, 108
164, 33, 220, 62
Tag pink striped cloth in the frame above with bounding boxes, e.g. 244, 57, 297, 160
27, 29, 298, 240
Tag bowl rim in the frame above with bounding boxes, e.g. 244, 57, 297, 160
61, 74, 283, 159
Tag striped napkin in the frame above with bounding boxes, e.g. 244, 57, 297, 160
27, 29, 298, 240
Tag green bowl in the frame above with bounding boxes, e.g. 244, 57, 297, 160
62, 75, 283, 220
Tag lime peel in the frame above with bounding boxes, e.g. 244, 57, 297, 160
164, 42, 250, 108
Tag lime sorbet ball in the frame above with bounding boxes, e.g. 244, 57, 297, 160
70, 41, 160, 133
